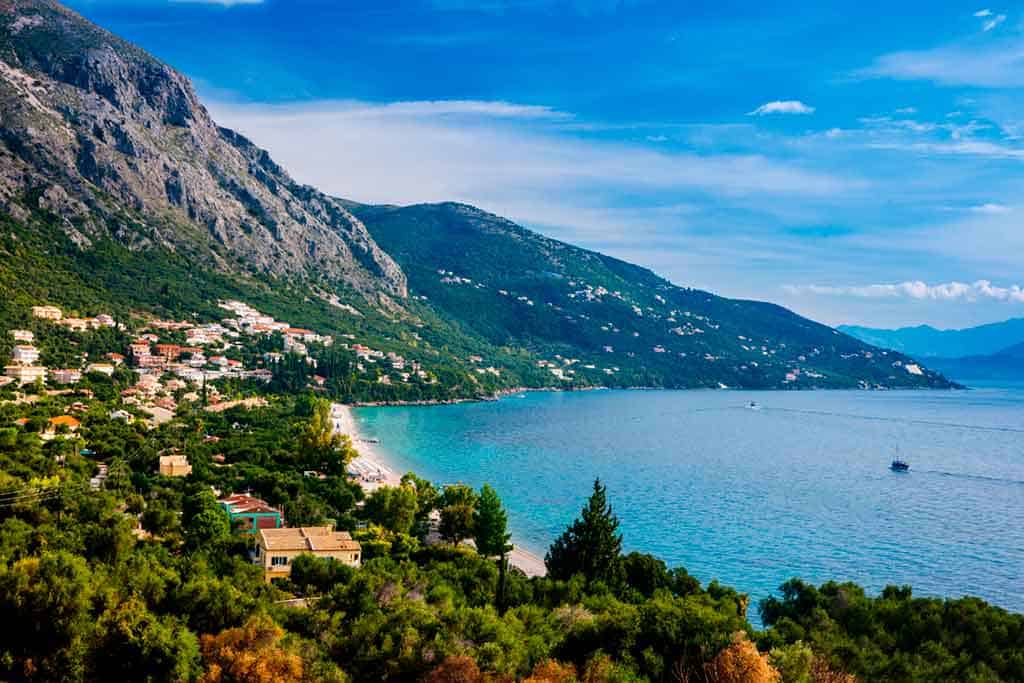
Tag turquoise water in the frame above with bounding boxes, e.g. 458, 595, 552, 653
354, 387, 1024, 615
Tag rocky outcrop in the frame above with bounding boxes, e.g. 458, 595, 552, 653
0, 0, 406, 298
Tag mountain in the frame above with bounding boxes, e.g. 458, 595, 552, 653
839, 319, 1024, 358
0, 0, 404, 298
0, 0, 954, 394
348, 202, 953, 389
924, 341, 1024, 382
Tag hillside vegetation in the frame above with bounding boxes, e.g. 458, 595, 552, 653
0, 386, 1020, 682
352, 202, 954, 390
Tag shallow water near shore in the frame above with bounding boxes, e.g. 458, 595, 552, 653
354, 385, 1024, 617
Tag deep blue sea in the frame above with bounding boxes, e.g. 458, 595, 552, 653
354, 385, 1024, 617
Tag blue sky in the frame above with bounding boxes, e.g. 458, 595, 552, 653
66, 0, 1024, 329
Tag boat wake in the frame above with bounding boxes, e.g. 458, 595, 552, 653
916, 469, 1024, 487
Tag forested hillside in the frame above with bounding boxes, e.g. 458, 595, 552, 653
352, 202, 954, 390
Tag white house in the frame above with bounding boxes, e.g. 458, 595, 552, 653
11, 345, 39, 365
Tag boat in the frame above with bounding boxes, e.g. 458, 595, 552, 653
747, 401, 761, 411
890, 459, 910, 472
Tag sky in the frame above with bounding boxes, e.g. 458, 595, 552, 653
64, 0, 1024, 329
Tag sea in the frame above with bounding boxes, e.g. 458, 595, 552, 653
354, 383, 1024, 618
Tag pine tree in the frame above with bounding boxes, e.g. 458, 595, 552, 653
545, 478, 623, 586
473, 484, 513, 613
473, 484, 510, 558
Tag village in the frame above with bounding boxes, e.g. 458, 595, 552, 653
2, 299, 438, 422
0, 299, 461, 580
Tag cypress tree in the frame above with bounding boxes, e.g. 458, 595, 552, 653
545, 478, 623, 586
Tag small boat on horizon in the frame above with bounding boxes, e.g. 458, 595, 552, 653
890, 459, 910, 472
747, 401, 762, 410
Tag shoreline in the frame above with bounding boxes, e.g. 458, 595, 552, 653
349, 383, 967, 409
331, 402, 547, 577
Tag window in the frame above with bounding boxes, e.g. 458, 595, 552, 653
271, 556, 289, 567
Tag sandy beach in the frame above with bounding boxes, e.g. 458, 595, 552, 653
331, 403, 547, 577
331, 403, 403, 491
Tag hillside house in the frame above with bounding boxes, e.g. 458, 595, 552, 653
128, 342, 152, 358
11, 345, 39, 365
58, 318, 90, 332
31, 306, 61, 320
219, 494, 283, 534
155, 344, 183, 360
10, 330, 33, 343
254, 527, 361, 582
46, 415, 81, 435
158, 454, 192, 477
5, 365, 46, 385
51, 369, 82, 385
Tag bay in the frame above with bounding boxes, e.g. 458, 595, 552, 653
354, 386, 1024, 616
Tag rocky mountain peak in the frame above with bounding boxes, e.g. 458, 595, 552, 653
0, 0, 407, 299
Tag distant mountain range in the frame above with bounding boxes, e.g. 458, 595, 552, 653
840, 320, 1024, 382
0, 0, 955, 393
922, 342, 1024, 382
839, 319, 1024, 358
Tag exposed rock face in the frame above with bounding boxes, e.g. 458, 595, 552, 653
0, 0, 406, 298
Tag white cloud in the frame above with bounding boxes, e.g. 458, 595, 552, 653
747, 100, 816, 116
784, 280, 1024, 302
968, 202, 1012, 214
895, 106, 918, 114
983, 14, 1006, 31
865, 40, 1024, 88
866, 138, 1024, 159
352, 99, 572, 120
974, 8, 993, 17
208, 98, 855, 213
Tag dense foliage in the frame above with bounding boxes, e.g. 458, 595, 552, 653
0, 371, 1019, 681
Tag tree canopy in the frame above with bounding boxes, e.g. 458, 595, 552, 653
545, 478, 623, 587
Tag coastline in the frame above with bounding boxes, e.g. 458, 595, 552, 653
331, 402, 547, 577
348, 382, 964, 409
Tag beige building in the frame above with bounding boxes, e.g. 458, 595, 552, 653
85, 363, 115, 376
51, 369, 82, 385
157, 454, 192, 477
4, 365, 46, 385
10, 330, 33, 343
31, 306, 62, 321
254, 526, 361, 582
58, 318, 90, 332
